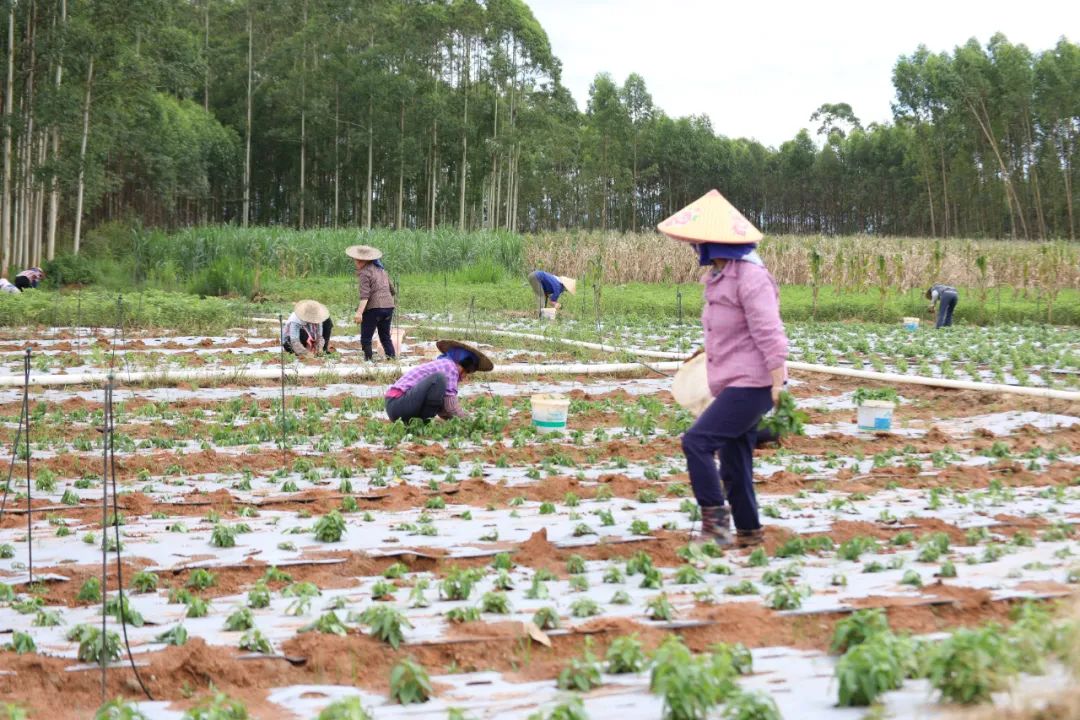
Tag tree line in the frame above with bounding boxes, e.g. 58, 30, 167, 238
1, 1, 1077, 275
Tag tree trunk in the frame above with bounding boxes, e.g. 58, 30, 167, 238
333, 83, 339, 228
396, 100, 404, 229
73, 57, 94, 255
1, 2, 15, 274
458, 37, 469, 231
242, 8, 252, 227
46, 0, 66, 261
298, 0, 307, 229
966, 98, 1028, 240
203, 0, 210, 112
365, 95, 373, 230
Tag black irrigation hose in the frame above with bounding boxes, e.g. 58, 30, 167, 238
100, 379, 109, 704
105, 378, 154, 702
0, 354, 29, 530
22, 350, 32, 585
279, 313, 287, 458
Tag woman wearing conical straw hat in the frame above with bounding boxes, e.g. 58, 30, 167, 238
526, 270, 576, 316
384, 340, 494, 423
659, 190, 788, 548
346, 244, 396, 361
282, 300, 334, 356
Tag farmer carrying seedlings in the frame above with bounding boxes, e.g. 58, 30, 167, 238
347, 244, 396, 361
282, 300, 333, 356
527, 270, 576, 316
659, 189, 788, 548
926, 283, 958, 328
384, 339, 493, 423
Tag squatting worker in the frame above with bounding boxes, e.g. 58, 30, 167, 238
385, 340, 493, 423
658, 189, 788, 548
926, 283, 958, 329
347, 244, 396, 361
14, 267, 44, 291
282, 300, 333, 356
527, 270, 576, 315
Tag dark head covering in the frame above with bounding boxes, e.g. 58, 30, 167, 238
697, 242, 758, 266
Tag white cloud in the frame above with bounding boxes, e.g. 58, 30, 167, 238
527, 0, 1078, 147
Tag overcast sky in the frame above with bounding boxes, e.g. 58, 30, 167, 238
526, 0, 1078, 148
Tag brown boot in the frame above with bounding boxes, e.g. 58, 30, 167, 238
736, 528, 765, 548
699, 505, 734, 546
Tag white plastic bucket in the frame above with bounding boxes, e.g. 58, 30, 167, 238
531, 393, 570, 433
857, 400, 895, 431
540, 308, 558, 321
902, 316, 920, 331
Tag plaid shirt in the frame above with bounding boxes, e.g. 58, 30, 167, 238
386, 358, 464, 418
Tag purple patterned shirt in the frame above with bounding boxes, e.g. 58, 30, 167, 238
386, 358, 464, 417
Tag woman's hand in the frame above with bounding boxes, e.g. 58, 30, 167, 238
770, 365, 786, 407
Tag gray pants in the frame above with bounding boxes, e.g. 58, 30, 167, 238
527, 271, 547, 315
385, 373, 447, 422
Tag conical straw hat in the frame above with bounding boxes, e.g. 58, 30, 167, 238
294, 300, 330, 324
657, 189, 763, 244
436, 339, 494, 372
671, 353, 712, 417
556, 276, 577, 295
345, 245, 382, 261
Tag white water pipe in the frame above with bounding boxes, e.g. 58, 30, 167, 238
785, 361, 1080, 401
409, 324, 1080, 401
402, 324, 690, 360
0, 361, 683, 388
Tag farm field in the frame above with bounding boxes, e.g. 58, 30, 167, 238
0, 316, 1078, 718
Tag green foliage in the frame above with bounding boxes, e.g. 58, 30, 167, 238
77, 577, 102, 603
928, 626, 1017, 704
557, 642, 603, 692
95, 698, 149, 720
183, 692, 250, 720
357, 605, 412, 649
759, 392, 807, 437
831, 609, 891, 654
606, 634, 648, 673
316, 697, 373, 720
650, 636, 736, 720
389, 658, 433, 705
313, 511, 346, 542
721, 691, 782, 720
835, 633, 907, 706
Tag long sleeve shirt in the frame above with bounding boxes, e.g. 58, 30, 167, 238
930, 284, 957, 303
385, 358, 465, 418
281, 313, 322, 357
356, 263, 395, 309
15, 269, 43, 287
533, 270, 564, 302
700, 260, 788, 396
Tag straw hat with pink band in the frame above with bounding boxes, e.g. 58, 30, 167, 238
657, 189, 764, 266
660, 190, 766, 414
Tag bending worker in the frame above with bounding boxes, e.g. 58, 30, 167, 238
14, 267, 44, 291
347, 244, 396, 361
282, 300, 333, 356
658, 190, 788, 548
527, 270, 576, 315
926, 283, 958, 328
385, 340, 493, 423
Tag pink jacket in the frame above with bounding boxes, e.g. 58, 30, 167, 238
700, 260, 788, 396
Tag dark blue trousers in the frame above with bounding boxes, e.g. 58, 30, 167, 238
682, 386, 773, 531
935, 291, 958, 328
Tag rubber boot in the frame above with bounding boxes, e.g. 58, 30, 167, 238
736, 528, 765, 548
699, 505, 733, 546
